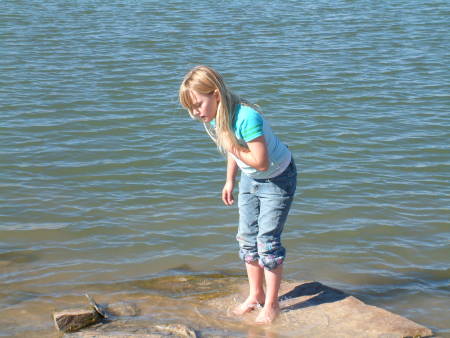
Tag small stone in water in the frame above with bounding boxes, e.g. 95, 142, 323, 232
53, 308, 101, 333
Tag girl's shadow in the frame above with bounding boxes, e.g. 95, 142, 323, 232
279, 281, 348, 312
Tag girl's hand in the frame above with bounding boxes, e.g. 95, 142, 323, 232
222, 181, 235, 206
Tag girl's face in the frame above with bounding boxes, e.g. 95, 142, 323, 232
189, 89, 220, 123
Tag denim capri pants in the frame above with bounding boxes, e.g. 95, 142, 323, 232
236, 159, 297, 270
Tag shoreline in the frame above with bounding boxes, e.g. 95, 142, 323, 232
53, 276, 435, 337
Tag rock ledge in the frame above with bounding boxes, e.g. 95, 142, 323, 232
61, 280, 435, 337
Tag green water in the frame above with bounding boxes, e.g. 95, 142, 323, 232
1, 0, 449, 336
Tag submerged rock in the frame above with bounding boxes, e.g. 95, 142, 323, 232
64, 323, 198, 337
153, 324, 197, 337
105, 301, 140, 317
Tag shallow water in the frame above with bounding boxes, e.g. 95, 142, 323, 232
1, 0, 449, 336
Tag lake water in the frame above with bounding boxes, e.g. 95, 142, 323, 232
1, 0, 449, 336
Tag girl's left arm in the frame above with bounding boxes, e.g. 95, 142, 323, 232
229, 135, 269, 171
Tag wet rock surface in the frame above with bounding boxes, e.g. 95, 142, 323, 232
207, 280, 435, 337
53, 308, 102, 333
64, 323, 198, 337
53, 294, 107, 332
58, 279, 435, 337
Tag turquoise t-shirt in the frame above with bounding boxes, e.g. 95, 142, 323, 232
231, 104, 291, 179
234, 105, 264, 142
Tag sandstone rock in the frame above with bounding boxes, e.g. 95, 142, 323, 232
53, 294, 107, 333
154, 324, 198, 337
220, 280, 435, 337
65, 331, 160, 338
53, 308, 101, 333
105, 302, 140, 317
57, 279, 435, 337
64, 323, 198, 337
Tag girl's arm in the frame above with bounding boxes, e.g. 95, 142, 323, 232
229, 135, 269, 172
222, 153, 238, 206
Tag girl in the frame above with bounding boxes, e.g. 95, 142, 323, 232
179, 65, 296, 324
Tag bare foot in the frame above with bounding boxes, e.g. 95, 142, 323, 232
233, 296, 264, 316
255, 303, 280, 324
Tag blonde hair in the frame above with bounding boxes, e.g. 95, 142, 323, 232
179, 65, 246, 153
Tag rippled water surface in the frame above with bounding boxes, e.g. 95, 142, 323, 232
1, 0, 449, 336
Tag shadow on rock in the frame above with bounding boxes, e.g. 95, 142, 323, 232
279, 281, 348, 311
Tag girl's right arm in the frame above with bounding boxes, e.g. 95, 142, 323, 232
222, 153, 238, 206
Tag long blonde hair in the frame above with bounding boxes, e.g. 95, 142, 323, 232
179, 65, 246, 153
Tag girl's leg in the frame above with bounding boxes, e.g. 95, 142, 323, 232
235, 174, 263, 315
256, 264, 283, 324
254, 161, 296, 323
233, 261, 265, 315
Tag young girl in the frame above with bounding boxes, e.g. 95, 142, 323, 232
179, 65, 296, 324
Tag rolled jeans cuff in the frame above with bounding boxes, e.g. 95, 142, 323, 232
239, 247, 286, 271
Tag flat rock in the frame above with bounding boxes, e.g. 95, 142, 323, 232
105, 302, 140, 317
208, 280, 435, 337
60, 279, 435, 337
64, 323, 198, 337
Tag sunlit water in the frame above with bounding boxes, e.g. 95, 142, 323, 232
1, 0, 449, 336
